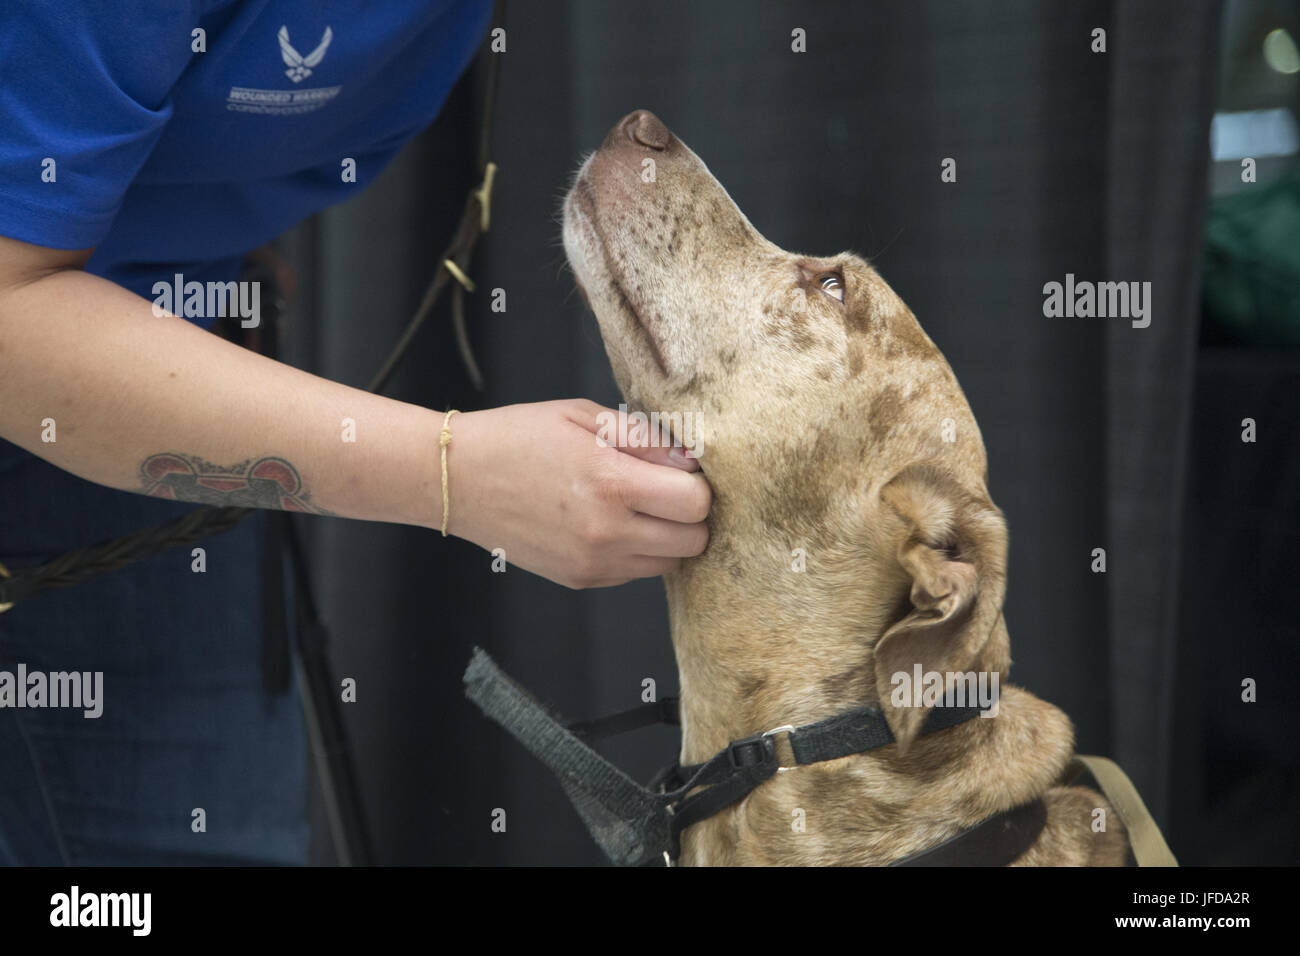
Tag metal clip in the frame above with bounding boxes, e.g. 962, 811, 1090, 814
763, 724, 797, 773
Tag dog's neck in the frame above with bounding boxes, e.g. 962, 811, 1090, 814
662, 507, 910, 758
663, 508, 1076, 864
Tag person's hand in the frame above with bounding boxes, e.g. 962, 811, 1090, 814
444, 399, 710, 588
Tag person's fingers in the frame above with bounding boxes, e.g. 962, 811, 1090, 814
617, 434, 699, 472
623, 555, 683, 578
623, 512, 710, 558
619, 456, 712, 524
560, 397, 611, 432
588, 555, 683, 587
564, 399, 701, 472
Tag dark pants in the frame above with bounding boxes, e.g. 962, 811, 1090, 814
0, 443, 308, 864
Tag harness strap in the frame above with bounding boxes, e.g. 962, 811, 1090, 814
465, 649, 1176, 867
463, 648, 674, 866
666, 757, 777, 857
889, 798, 1047, 867
464, 647, 991, 865
1063, 754, 1179, 867
569, 696, 680, 740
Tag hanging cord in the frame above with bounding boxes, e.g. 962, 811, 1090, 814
0, 0, 505, 612
371, 5, 502, 396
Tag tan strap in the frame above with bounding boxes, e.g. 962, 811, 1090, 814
1066, 754, 1178, 867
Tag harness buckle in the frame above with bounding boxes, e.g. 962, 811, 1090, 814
763, 724, 797, 772
726, 733, 775, 769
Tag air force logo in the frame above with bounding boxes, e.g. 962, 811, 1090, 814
278, 25, 333, 83
226, 24, 340, 112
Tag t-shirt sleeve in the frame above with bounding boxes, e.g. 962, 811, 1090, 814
0, 2, 198, 250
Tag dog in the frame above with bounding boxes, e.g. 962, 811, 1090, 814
561, 110, 1130, 866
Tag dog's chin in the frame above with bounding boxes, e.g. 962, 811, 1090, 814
563, 185, 673, 383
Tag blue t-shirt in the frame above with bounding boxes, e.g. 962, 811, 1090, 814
0, 0, 493, 321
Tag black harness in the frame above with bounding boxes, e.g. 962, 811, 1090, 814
464, 648, 1047, 866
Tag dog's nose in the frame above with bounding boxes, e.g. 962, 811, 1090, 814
610, 110, 671, 151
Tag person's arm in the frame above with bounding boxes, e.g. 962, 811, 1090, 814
0, 235, 711, 588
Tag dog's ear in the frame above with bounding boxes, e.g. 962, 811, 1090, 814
872, 464, 1008, 753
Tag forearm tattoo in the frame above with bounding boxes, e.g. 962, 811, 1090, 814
139, 453, 336, 515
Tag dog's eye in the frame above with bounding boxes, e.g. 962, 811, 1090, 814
817, 274, 845, 302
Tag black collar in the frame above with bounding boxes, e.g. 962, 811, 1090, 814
578, 694, 991, 863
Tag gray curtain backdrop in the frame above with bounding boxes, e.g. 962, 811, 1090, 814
1104, 3, 1220, 832
278, 0, 1221, 864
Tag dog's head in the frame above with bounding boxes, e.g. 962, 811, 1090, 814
563, 111, 1010, 749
